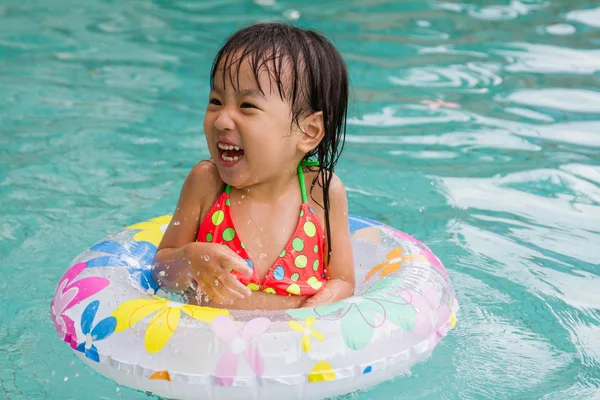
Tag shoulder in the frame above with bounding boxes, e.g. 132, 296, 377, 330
185, 159, 224, 206
304, 168, 347, 201
304, 169, 348, 224
326, 172, 347, 204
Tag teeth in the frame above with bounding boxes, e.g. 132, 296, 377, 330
220, 153, 241, 162
217, 143, 242, 151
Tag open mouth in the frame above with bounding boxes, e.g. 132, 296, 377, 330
217, 141, 244, 163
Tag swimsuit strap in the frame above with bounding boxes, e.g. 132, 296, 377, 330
298, 159, 319, 204
223, 159, 320, 203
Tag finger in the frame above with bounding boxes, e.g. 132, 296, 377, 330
196, 275, 231, 305
219, 271, 253, 298
203, 286, 229, 305
218, 247, 253, 276
208, 272, 247, 300
201, 271, 246, 303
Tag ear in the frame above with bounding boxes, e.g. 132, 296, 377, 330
296, 111, 324, 154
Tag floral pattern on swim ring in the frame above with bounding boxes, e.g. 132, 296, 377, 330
364, 247, 428, 282
149, 370, 172, 381
288, 316, 325, 352
111, 296, 229, 354
288, 278, 416, 351
212, 316, 270, 386
75, 300, 117, 362
127, 215, 172, 247
86, 240, 158, 292
50, 262, 110, 349
308, 361, 336, 382
401, 282, 451, 348
388, 228, 447, 275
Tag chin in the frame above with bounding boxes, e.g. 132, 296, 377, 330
215, 164, 250, 189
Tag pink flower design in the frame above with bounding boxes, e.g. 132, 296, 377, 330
390, 229, 447, 276
212, 316, 270, 386
401, 283, 451, 349
50, 263, 110, 348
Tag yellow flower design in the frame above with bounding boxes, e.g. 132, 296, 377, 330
450, 301, 458, 329
127, 215, 172, 246
111, 296, 229, 353
288, 316, 324, 352
364, 247, 427, 282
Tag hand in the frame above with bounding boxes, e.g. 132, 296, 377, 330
301, 287, 334, 308
184, 242, 253, 305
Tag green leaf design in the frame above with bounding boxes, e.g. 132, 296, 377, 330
382, 300, 417, 331
341, 305, 374, 350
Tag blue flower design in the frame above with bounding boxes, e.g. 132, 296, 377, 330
75, 300, 117, 362
348, 215, 381, 233
86, 240, 158, 292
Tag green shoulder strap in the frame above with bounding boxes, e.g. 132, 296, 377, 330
298, 159, 319, 204
224, 160, 319, 203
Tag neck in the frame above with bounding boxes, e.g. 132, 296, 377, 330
233, 166, 301, 204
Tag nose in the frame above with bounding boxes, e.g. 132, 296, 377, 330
213, 109, 235, 131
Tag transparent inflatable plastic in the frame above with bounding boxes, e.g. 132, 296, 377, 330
50, 215, 458, 400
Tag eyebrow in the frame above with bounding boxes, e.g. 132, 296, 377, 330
238, 88, 267, 100
210, 87, 267, 100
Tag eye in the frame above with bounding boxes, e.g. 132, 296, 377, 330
209, 98, 222, 106
240, 102, 257, 109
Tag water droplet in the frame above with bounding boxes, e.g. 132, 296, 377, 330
51, 371, 56, 376
64, 377, 68, 382
173, 221, 180, 226
430, 181, 435, 186
69, 360, 75, 366
116, 387, 120, 392
259, 252, 267, 259
419, 207, 425, 213
75, 373, 79, 378
204, 255, 211, 262
158, 270, 166, 277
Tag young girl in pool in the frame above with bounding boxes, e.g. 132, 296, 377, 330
152, 23, 354, 310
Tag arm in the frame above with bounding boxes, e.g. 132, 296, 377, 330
152, 161, 215, 292
302, 174, 355, 308
152, 161, 253, 302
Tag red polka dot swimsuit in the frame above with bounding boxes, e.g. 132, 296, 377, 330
196, 164, 327, 296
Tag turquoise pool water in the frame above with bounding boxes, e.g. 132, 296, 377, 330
1, 0, 600, 398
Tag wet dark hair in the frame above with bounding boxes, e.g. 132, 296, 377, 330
209, 22, 348, 259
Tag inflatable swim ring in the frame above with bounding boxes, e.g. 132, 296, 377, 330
50, 215, 458, 400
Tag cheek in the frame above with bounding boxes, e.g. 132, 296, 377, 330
203, 114, 212, 132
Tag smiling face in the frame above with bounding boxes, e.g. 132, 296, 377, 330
203, 55, 306, 189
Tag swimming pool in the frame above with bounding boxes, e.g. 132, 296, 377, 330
1, 0, 599, 398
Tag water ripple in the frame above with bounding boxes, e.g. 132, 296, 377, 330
1, 0, 600, 398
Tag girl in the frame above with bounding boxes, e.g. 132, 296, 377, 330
152, 23, 354, 310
